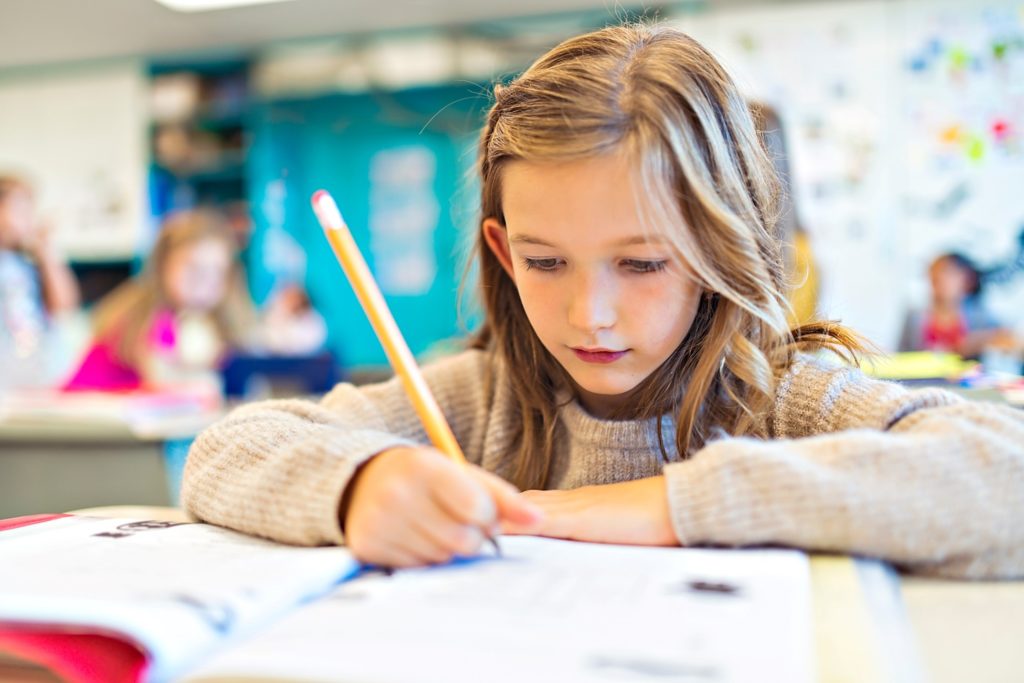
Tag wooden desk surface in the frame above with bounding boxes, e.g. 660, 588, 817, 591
901, 576, 1024, 683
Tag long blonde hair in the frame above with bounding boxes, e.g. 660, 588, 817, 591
472, 24, 862, 490
93, 210, 249, 368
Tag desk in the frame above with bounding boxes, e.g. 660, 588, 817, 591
902, 578, 1024, 683
66, 506, 1024, 683
0, 415, 213, 518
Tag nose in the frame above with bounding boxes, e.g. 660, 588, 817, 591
567, 268, 617, 334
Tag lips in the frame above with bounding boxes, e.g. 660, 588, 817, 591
572, 347, 628, 364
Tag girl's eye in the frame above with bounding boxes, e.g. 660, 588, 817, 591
522, 257, 562, 271
622, 259, 667, 273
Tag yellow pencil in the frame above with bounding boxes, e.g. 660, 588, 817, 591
312, 190, 499, 554
311, 190, 465, 462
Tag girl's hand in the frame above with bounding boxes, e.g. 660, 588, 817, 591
503, 476, 678, 547
342, 446, 544, 567
22, 219, 56, 261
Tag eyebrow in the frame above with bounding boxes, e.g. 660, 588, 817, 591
508, 234, 664, 247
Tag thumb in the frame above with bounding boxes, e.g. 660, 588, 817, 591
471, 468, 544, 528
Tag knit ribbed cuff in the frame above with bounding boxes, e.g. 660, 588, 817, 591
663, 438, 779, 548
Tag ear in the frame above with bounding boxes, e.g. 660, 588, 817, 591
482, 217, 516, 282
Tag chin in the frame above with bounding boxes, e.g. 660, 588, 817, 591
566, 370, 642, 399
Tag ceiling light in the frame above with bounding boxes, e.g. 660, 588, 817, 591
153, 0, 298, 12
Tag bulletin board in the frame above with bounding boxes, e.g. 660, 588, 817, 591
678, 0, 1024, 348
246, 86, 486, 368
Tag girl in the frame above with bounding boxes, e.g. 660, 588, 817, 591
64, 210, 251, 394
899, 252, 1017, 359
183, 25, 1024, 579
0, 175, 80, 362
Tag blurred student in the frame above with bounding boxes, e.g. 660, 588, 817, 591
899, 252, 1015, 358
260, 282, 327, 355
64, 210, 252, 394
0, 174, 80, 358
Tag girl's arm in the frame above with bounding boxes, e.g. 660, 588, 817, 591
31, 240, 79, 315
515, 358, 1024, 580
181, 349, 499, 546
665, 358, 1024, 579
661, 398, 1024, 579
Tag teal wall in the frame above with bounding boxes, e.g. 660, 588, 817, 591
247, 86, 487, 368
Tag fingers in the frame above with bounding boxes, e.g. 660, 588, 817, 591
407, 497, 486, 558
428, 461, 544, 537
427, 459, 498, 527
502, 489, 579, 538
472, 469, 544, 529
344, 447, 544, 568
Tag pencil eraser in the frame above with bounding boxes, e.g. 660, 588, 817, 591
311, 190, 344, 230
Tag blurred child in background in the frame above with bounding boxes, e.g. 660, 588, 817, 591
64, 209, 253, 396
260, 282, 327, 355
0, 174, 80, 387
899, 251, 1017, 359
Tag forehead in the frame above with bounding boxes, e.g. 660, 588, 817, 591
171, 237, 231, 264
931, 258, 964, 274
500, 153, 663, 245
0, 186, 32, 204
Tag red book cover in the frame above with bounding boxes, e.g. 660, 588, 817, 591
0, 515, 149, 683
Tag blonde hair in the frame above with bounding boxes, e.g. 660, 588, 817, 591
472, 23, 862, 490
93, 210, 250, 368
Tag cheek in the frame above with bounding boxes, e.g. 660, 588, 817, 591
515, 277, 557, 330
637, 279, 701, 345
163, 270, 187, 306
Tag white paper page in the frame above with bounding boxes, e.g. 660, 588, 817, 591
187, 536, 813, 683
0, 516, 359, 682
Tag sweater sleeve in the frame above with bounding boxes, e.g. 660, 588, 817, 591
663, 357, 1024, 579
181, 349, 494, 546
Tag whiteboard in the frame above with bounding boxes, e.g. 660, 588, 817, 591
0, 60, 148, 260
676, 0, 1024, 348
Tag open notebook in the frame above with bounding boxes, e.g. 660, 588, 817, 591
0, 515, 815, 683
0, 515, 359, 683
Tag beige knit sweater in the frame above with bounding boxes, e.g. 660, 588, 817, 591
182, 349, 1024, 579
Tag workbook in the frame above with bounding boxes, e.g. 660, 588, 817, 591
0, 515, 359, 683
0, 515, 815, 683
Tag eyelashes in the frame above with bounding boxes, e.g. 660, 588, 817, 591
521, 257, 562, 272
623, 259, 668, 274
520, 258, 668, 274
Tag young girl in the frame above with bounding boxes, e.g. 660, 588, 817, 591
183, 25, 1024, 579
0, 175, 80, 362
64, 210, 251, 394
899, 252, 1016, 359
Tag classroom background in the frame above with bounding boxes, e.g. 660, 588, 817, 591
2, 0, 1023, 392
3, 5, 1024, 680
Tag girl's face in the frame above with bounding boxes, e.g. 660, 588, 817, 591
483, 153, 703, 418
163, 238, 233, 312
929, 257, 972, 306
